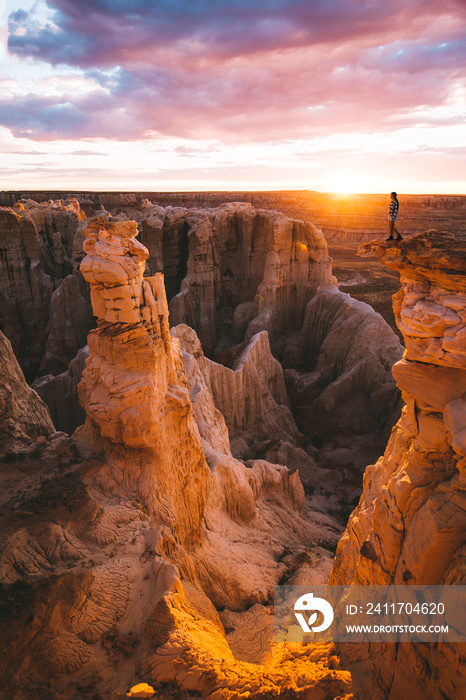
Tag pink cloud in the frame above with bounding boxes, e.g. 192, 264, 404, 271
2, 0, 465, 143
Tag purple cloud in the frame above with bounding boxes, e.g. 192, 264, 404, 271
3, 0, 466, 142
8, 1, 408, 66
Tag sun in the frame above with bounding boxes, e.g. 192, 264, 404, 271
327, 174, 354, 195
326, 171, 373, 195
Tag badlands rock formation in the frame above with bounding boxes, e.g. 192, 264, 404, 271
172, 323, 301, 454
31, 346, 88, 436
2, 190, 465, 244
171, 323, 342, 503
165, 202, 330, 357
37, 199, 400, 465
285, 289, 402, 466
0, 197, 402, 458
0, 217, 353, 698
0, 330, 54, 441
330, 231, 466, 699
135, 201, 402, 473
0, 198, 90, 379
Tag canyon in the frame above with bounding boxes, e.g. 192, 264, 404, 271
0, 194, 464, 698
1, 191, 465, 245
0, 198, 402, 479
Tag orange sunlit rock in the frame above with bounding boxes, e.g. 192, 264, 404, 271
78, 217, 184, 447
0, 213, 353, 697
330, 230, 466, 698
126, 682, 155, 698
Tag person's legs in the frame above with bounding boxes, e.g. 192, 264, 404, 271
387, 219, 402, 240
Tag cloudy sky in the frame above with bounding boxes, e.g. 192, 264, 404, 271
1, 0, 465, 192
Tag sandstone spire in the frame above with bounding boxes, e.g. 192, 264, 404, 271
78, 217, 183, 447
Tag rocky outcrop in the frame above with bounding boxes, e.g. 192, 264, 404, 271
166, 202, 331, 357
66, 200, 402, 476
68, 201, 331, 359
0, 199, 87, 378
330, 231, 466, 699
173, 324, 300, 448
132, 201, 401, 474
0, 331, 55, 441
1, 197, 402, 470
0, 217, 352, 698
77, 217, 186, 448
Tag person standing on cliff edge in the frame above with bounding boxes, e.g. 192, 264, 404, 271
386, 191, 402, 240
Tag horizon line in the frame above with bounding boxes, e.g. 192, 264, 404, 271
2, 188, 465, 197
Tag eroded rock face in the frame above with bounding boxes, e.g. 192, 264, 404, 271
0, 331, 55, 441
40, 274, 93, 376
368, 231, 466, 368
0, 217, 352, 698
32, 347, 88, 436
173, 324, 301, 452
91, 201, 330, 358
0, 201, 408, 696
166, 202, 332, 357
134, 201, 402, 472
285, 287, 403, 464
12, 198, 401, 456
330, 230, 466, 699
78, 217, 187, 448
0, 199, 88, 378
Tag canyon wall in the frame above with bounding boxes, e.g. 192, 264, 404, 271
0, 217, 353, 698
135, 201, 402, 475
1, 206, 459, 697
2, 198, 401, 470
165, 202, 331, 357
330, 231, 466, 699
0, 330, 55, 442
0, 199, 91, 379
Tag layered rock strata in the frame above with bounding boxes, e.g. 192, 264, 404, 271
330, 231, 466, 699
172, 323, 334, 496
166, 202, 331, 357
82, 201, 331, 358
40, 273, 93, 376
172, 324, 300, 448
78, 217, 185, 448
0, 217, 352, 698
285, 288, 403, 465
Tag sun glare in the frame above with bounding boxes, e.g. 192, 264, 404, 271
326, 171, 378, 195
328, 174, 354, 195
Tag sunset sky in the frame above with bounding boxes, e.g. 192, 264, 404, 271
1, 0, 465, 193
